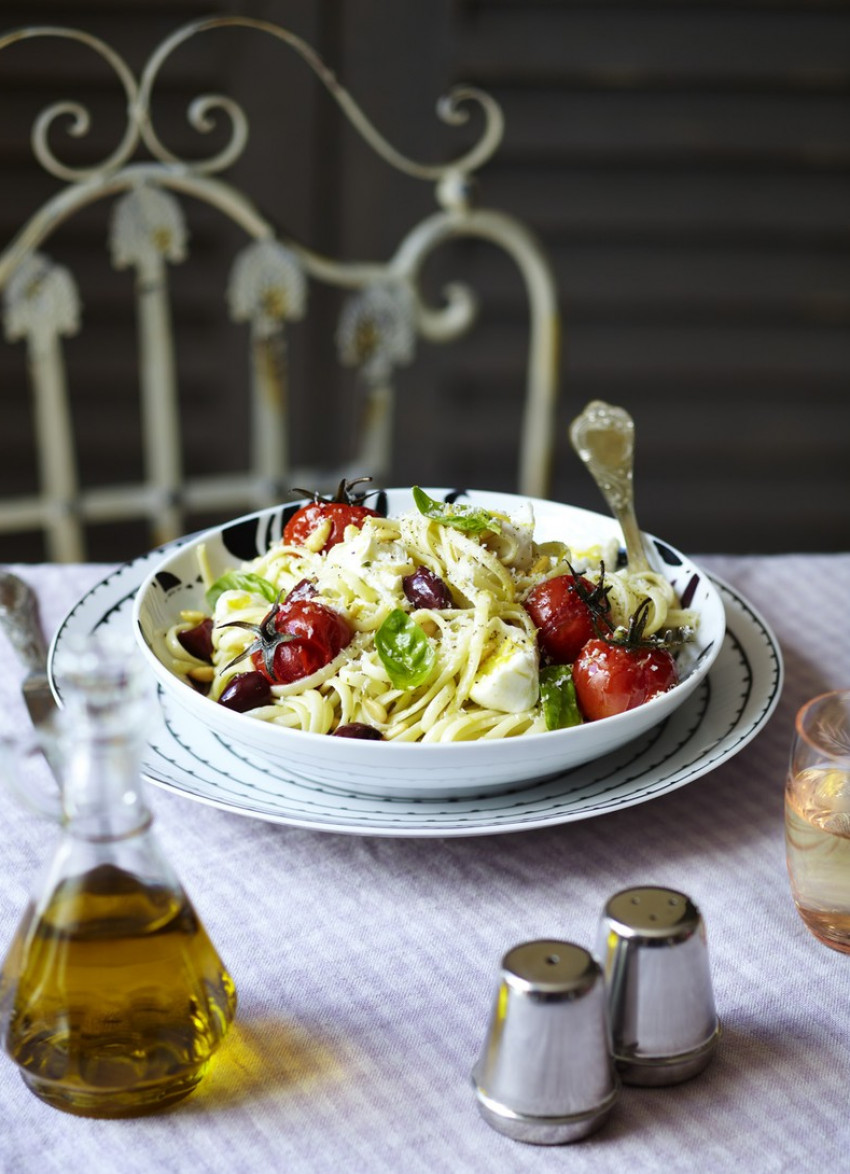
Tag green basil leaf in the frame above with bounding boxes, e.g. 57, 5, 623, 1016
539, 664, 583, 731
206, 572, 278, 610
375, 608, 436, 690
412, 486, 501, 536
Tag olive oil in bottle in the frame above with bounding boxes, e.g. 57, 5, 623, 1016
0, 639, 237, 1116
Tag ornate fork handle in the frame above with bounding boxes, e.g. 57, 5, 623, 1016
569, 400, 650, 574
0, 573, 48, 672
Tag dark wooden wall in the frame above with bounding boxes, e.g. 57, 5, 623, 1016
0, 0, 848, 562
447, 0, 850, 557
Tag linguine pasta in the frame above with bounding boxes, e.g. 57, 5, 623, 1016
162, 501, 696, 743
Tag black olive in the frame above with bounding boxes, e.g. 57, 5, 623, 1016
286, 578, 318, 602
402, 566, 453, 610
219, 671, 272, 712
332, 723, 384, 740
177, 617, 214, 663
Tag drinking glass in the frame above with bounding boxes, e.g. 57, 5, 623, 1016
785, 689, 850, 952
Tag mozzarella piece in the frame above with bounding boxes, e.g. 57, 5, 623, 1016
469, 636, 539, 714
569, 535, 620, 573
324, 522, 411, 593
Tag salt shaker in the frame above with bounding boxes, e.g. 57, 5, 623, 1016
472, 939, 619, 1144
598, 885, 720, 1086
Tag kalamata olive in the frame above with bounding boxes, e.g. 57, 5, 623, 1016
177, 617, 214, 662
332, 723, 384, 740
402, 566, 453, 610
219, 671, 272, 712
286, 578, 318, 602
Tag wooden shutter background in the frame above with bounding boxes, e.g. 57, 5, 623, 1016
0, 0, 847, 562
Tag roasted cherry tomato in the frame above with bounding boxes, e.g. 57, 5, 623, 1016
251, 599, 353, 685
572, 639, 678, 721
524, 574, 602, 665
284, 477, 381, 552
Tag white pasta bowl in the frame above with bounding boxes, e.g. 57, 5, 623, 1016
132, 488, 725, 799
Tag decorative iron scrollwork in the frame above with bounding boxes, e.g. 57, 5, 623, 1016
337, 282, 416, 382
2, 252, 80, 348
110, 185, 189, 276
228, 240, 307, 336
0, 17, 502, 188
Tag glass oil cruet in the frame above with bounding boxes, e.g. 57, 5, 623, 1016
0, 636, 237, 1117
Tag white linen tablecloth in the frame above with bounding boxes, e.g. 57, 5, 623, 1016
0, 554, 848, 1173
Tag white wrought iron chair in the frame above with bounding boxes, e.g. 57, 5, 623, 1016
0, 16, 560, 562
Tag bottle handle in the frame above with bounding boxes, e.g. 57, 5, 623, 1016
0, 728, 63, 822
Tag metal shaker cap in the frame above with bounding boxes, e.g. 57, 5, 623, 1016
599, 886, 720, 1086
472, 940, 619, 1145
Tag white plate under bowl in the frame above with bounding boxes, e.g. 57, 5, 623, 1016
50, 561, 780, 837
130, 489, 725, 799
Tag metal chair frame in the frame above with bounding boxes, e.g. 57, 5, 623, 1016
0, 16, 560, 561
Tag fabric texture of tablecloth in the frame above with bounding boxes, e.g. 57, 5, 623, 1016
0, 553, 847, 1174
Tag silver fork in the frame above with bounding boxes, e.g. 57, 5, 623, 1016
0, 571, 55, 730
